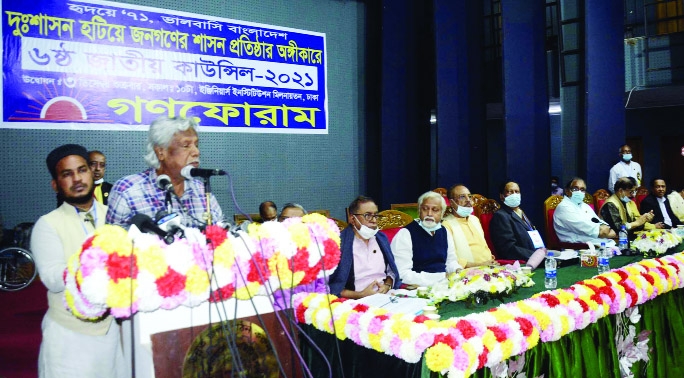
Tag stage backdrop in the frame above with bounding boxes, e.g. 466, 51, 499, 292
0, 0, 365, 229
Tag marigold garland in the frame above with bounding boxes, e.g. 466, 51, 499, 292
293, 252, 684, 377
64, 214, 341, 320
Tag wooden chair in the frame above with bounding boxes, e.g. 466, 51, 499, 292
475, 199, 500, 256
330, 218, 348, 231
635, 186, 649, 211
593, 189, 610, 212
234, 213, 260, 225
390, 203, 418, 219
377, 209, 413, 243
544, 195, 592, 250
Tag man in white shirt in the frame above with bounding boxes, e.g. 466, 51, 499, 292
31, 144, 125, 378
608, 144, 642, 193
554, 177, 616, 247
390, 191, 461, 287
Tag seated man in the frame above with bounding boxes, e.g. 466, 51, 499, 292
667, 185, 684, 223
259, 201, 278, 222
328, 196, 401, 298
390, 191, 460, 287
600, 177, 655, 240
639, 178, 681, 229
278, 202, 307, 221
490, 181, 546, 261
442, 184, 496, 267
554, 177, 616, 246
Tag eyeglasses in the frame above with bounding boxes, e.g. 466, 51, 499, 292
570, 187, 586, 193
353, 213, 383, 221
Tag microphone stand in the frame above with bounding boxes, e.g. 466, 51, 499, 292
202, 178, 213, 226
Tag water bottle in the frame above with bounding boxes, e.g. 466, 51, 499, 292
544, 252, 557, 289
598, 242, 610, 274
618, 225, 628, 252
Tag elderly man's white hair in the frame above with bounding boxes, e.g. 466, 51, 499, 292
144, 117, 198, 168
417, 191, 447, 216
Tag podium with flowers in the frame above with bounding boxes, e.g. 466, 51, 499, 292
64, 215, 342, 377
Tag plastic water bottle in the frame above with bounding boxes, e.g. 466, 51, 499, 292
618, 225, 628, 252
545, 252, 557, 289
598, 242, 610, 274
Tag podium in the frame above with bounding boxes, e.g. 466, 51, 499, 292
122, 296, 301, 377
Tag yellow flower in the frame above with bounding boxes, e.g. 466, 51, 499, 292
392, 318, 413, 340
491, 309, 514, 323
92, 225, 132, 256
136, 244, 167, 279
369, 333, 383, 351
425, 343, 455, 372
213, 240, 235, 268
482, 330, 498, 351
333, 312, 350, 340
500, 339, 514, 360
234, 282, 261, 300
107, 278, 137, 308
185, 266, 210, 295
288, 223, 311, 247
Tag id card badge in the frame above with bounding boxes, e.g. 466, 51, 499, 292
527, 230, 545, 248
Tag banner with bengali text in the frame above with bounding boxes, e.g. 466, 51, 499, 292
1, 0, 328, 133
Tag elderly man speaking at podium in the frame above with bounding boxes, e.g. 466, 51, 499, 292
106, 116, 224, 229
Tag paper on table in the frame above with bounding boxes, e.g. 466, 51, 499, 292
556, 250, 579, 260
355, 293, 429, 315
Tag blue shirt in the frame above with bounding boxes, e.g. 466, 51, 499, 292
105, 168, 224, 228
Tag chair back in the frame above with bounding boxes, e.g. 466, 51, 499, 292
390, 203, 418, 219
635, 186, 649, 211
377, 210, 413, 243
593, 189, 610, 212
471, 194, 486, 216
234, 213, 260, 225
330, 218, 348, 232
476, 199, 500, 256
544, 195, 594, 250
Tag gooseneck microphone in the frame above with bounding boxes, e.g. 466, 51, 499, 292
130, 213, 175, 245
180, 166, 227, 179
156, 174, 173, 192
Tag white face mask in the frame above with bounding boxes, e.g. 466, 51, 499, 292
455, 206, 474, 218
420, 217, 442, 233
353, 216, 378, 239
570, 191, 585, 205
94, 178, 104, 185
504, 193, 521, 208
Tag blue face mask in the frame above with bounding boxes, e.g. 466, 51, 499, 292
455, 206, 473, 218
622, 153, 632, 162
420, 220, 442, 233
570, 191, 585, 205
621, 196, 632, 203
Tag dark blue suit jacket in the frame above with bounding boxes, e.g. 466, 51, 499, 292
490, 205, 539, 260
327, 226, 401, 296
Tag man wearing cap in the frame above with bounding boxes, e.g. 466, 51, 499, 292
106, 116, 224, 228
31, 144, 125, 377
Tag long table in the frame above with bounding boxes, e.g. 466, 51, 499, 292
299, 252, 684, 378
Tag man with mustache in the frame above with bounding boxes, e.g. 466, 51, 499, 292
106, 116, 224, 228
88, 150, 112, 205
638, 178, 681, 229
390, 191, 461, 287
31, 144, 125, 377
442, 184, 496, 267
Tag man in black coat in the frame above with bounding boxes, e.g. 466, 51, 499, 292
89, 150, 112, 205
639, 178, 681, 229
490, 181, 547, 261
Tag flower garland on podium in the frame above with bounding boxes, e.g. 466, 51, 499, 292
63, 213, 341, 320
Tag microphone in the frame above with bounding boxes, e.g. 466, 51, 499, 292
156, 174, 173, 192
180, 166, 226, 179
130, 213, 175, 245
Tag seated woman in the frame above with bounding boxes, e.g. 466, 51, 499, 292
599, 177, 655, 240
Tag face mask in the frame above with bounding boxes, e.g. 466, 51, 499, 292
551, 183, 558, 189
94, 178, 104, 185
504, 193, 521, 208
420, 218, 442, 233
353, 216, 378, 239
620, 192, 632, 203
622, 153, 632, 162
570, 191, 585, 205
455, 206, 473, 218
